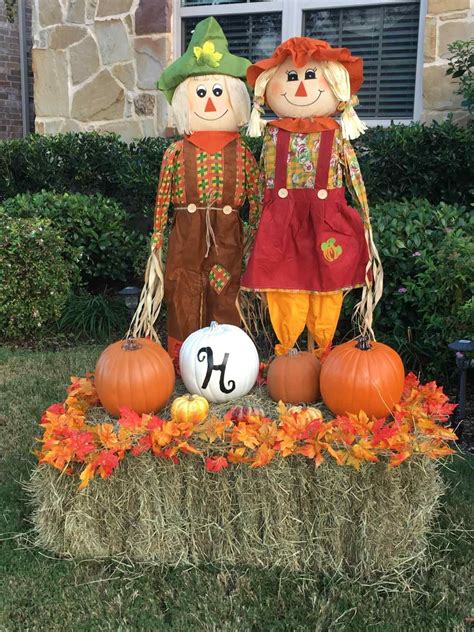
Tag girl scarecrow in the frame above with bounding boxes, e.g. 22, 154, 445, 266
130, 17, 260, 364
241, 38, 382, 358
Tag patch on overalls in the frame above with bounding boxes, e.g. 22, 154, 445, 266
321, 238, 343, 262
209, 264, 231, 294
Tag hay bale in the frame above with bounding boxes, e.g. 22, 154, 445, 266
28, 453, 444, 578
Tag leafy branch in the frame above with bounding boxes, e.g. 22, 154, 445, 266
446, 39, 474, 113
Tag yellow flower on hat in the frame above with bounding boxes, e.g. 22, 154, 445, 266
193, 40, 223, 68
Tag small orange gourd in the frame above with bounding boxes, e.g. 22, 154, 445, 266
267, 349, 321, 404
287, 405, 323, 423
95, 338, 175, 416
171, 394, 209, 424
320, 336, 404, 418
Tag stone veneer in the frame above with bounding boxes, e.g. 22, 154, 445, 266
31, 0, 472, 140
422, 0, 473, 124
32, 0, 173, 140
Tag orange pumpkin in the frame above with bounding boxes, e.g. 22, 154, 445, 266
171, 394, 209, 424
95, 338, 175, 416
267, 350, 321, 404
320, 337, 404, 418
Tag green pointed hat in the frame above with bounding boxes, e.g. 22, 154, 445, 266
158, 17, 251, 103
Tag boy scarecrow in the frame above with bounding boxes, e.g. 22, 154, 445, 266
130, 17, 260, 364
242, 38, 382, 358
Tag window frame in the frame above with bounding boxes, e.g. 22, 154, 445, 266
173, 0, 427, 125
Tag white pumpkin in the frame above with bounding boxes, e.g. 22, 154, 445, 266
179, 321, 260, 404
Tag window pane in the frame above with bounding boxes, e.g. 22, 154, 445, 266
182, 1, 267, 6
183, 13, 282, 61
303, 3, 420, 119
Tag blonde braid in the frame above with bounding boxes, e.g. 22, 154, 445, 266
321, 61, 367, 140
247, 67, 277, 137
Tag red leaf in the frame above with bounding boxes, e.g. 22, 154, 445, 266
118, 407, 145, 431
131, 435, 152, 456
147, 415, 164, 430
205, 456, 229, 473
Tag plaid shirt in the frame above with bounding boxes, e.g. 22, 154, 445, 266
152, 138, 261, 249
262, 125, 370, 220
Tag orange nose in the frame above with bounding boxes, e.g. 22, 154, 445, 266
295, 81, 307, 97
205, 98, 216, 112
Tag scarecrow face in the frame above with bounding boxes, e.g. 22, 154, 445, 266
188, 75, 239, 132
265, 58, 339, 119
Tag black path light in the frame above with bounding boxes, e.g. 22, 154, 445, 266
117, 286, 141, 313
448, 338, 474, 447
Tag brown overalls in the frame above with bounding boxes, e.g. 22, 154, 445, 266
164, 138, 244, 364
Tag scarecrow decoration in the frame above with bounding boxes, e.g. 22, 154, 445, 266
130, 17, 260, 365
242, 38, 382, 358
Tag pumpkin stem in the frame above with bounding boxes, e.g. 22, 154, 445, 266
287, 348, 299, 356
355, 335, 372, 351
122, 338, 143, 351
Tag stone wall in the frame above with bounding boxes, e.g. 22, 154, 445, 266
32, 0, 173, 141
29, 0, 472, 139
422, 0, 473, 124
0, 0, 34, 139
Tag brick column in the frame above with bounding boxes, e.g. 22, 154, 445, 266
0, 1, 34, 139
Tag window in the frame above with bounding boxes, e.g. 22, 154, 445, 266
176, 0, 425, 122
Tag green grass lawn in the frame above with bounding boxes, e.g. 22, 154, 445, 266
1, 346, 473, 631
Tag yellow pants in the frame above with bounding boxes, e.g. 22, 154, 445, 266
266, 291, 344, 357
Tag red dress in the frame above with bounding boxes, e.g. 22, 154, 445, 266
241, 128, 369, 293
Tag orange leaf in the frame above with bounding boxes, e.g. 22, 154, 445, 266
78, 463, 96, 490
389, 450, 411, 468
227, 447, 251, 464
251, 444, 275, 468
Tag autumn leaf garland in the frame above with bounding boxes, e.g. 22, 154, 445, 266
35, 373, 458, 489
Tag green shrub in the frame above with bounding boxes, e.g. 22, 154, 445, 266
0, 215, 77, 340
341, 199, 474, 378
58, 292, 131, 342
0, 191, 144, 290
0, 133, 172, 226
447, 39, 474, 113
353, 119, 473, 207
400, 233, 473, 377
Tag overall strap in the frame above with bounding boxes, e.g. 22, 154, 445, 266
222, 139, 237, 207
274, 129, 291, 190
314, 130, 335, 191
183, 139, 199, 203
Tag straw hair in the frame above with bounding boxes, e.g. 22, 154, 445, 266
172, 75, 251, 135
353, 225, 384, 340
321, 61, 367, 140
247, 67, 277, 137
128, 245, 164, 341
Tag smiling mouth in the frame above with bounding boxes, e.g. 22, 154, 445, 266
195, 109, 229, 121
282, 91, 324, 106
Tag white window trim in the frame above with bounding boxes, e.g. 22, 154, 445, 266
173, 0, 427, 124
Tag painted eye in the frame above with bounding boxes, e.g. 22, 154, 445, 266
212, 83, 223, 97
305, 69, 316, 80
196, 85, 207, 98
287, 70, 298, 82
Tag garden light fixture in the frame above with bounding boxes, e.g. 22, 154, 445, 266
448, 338, 474, 445
118, 286, 141, 312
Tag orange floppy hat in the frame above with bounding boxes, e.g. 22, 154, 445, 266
247, 37, 364, 95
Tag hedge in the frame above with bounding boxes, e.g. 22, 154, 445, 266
0, 119, 472, 229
